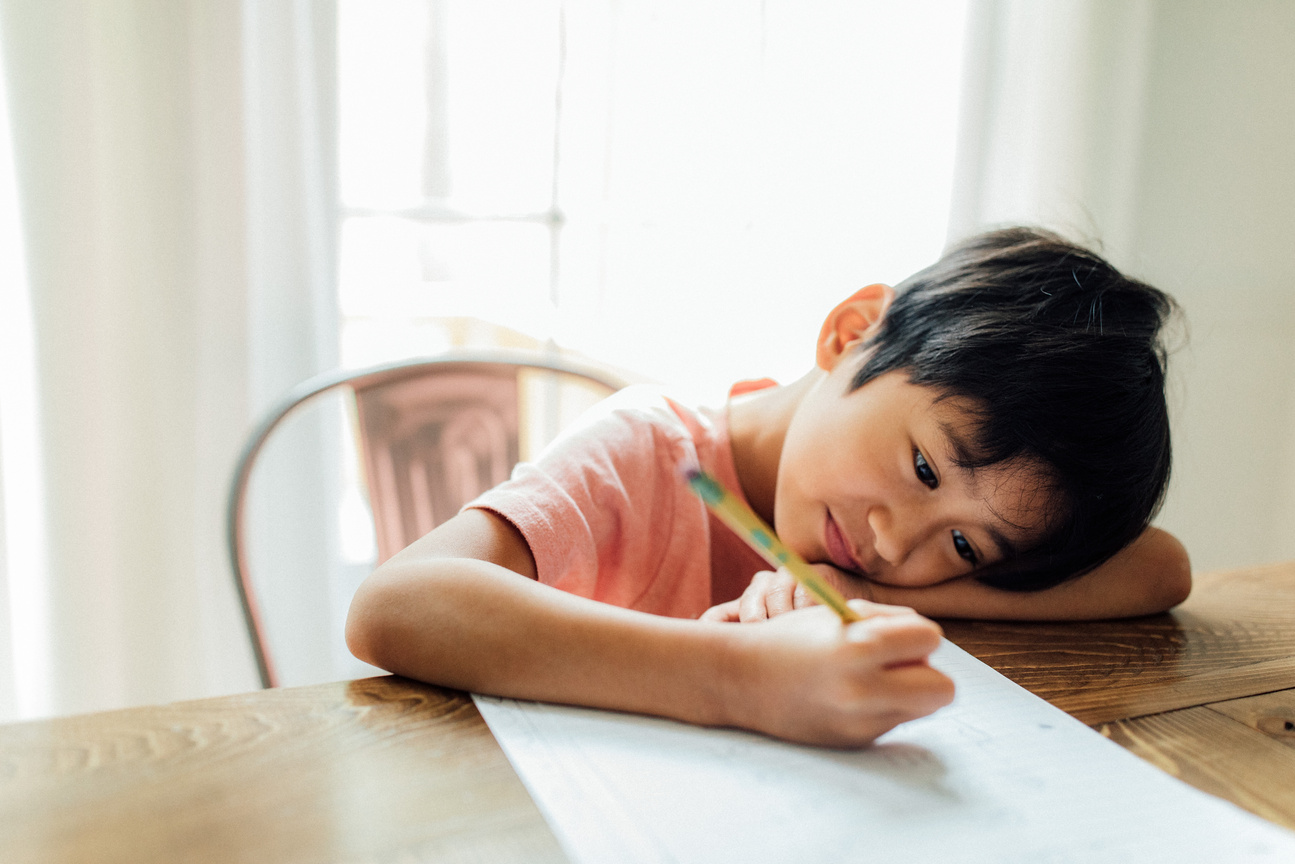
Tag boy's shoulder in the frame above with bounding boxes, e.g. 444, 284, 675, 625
527, 384, 739, 495
559, 384, 721, 448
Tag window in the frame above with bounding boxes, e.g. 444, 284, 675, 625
338, 0, 565, 368
337, 1, 970, 404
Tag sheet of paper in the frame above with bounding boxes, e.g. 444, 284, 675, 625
474, 641, 1295, 864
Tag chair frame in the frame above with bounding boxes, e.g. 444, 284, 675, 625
226, 349, 627, 688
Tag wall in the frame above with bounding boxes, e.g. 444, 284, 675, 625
953, 0, 1295, 573
1131, 1, 1295, 571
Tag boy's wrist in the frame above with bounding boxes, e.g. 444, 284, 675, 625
691, 620, 754, 730
698, 619, 777, 733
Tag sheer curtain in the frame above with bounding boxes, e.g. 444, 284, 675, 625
0, 0, 338, 720
951, 0, 1295, 573
0, 18, 36, 720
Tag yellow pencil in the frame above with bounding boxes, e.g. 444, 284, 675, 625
685, 468, 862, 623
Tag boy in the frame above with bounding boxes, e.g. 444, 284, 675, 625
346, 227, 1189, 748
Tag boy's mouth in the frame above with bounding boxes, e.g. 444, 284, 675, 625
824, 511, 866, 577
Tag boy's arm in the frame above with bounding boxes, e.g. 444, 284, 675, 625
863, 527, 1191, 620
345, 508, 954, 747
707, 527, 1191, 623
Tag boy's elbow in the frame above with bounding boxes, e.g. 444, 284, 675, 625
346, 562, 451, 674
344, 594, 375, 667
1147, 528, 1192, 612
1162, 554, 1192, 611
345, 578, 394, 669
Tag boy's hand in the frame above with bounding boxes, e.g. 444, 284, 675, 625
702, 566, 901, 623
720, 602, 954, 747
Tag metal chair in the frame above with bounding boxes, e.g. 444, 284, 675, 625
226, 349, 627, 688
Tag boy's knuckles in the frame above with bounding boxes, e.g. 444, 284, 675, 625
700, 599, 740, 621
896, 662, 955, 694
835, 711, 910, 747
782, 663, 952, 746
766, 584, 796, 617
738, 590, 769, 622
844, 613, 937, 646
847, 597, 919, 618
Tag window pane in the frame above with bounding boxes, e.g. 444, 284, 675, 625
338, 0, 560, 213
444, 1, 560, 211
338, 0, 430, 209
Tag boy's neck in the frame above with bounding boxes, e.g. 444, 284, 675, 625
727, 370, 821, 527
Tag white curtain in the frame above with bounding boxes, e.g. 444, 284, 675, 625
0, 0, 338, 720
950, 0, 1154, 252
951, 0, 1295, 573
0, 21, 34, 719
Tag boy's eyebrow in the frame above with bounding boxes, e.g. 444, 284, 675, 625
983, 524, 1018, 561
934, 419, 1023, 561
935, 414, 983, 467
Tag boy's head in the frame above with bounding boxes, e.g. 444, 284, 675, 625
849, 226, 1176, 590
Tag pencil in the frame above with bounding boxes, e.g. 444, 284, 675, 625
684, 468, 862, 623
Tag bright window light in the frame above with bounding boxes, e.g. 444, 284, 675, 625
337, 0, 969, 397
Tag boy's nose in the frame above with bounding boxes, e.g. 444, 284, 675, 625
866, 505, 923, 567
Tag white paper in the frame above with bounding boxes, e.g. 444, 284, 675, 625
474, 641, 1295, 864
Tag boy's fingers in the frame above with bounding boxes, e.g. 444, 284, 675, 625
846, 597, 918, 619
699, 599, 741, 622
871, 664, 957, 715
844, 614, 944, 666
833, 668, 955, 744
738, 595, 767, 622
859, 668, 963, 720
738, 571, 775, 622
764, 575, 797, 617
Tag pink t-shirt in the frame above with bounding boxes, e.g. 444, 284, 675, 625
465, 384, 769, 619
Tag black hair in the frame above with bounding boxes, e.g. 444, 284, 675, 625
851, 226, 1177, 590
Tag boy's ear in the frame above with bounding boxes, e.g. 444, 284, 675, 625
816, 283, 895, 371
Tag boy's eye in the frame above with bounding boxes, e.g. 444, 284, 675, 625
952, 529, 978, 566
913, 449, 938, 489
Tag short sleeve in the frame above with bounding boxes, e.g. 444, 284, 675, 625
465, 386, 718, 618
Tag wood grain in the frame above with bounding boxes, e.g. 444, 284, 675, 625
1207, 688, 1295, 751
1098, 702, 1295, 831
4, 562, 1293, 860
0, 676, 567, 864
944, 562, 1295, 724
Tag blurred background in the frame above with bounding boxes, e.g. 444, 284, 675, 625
0, 0, 1291, 721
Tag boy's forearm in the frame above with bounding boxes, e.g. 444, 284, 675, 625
346, 559, 735, 727
865, 527, 1192, 621
348, 548, 957, 747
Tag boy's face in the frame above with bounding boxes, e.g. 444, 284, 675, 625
775, 365, 1052, 590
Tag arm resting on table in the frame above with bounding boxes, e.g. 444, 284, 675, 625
865, 527, 1192, 621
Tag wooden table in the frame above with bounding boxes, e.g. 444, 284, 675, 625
2, 562, 1293, 862
0, 677, 567, 864
944, 561, 1295, 831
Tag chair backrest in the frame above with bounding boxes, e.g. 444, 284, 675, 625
227, 350, 626, 688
